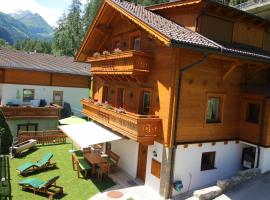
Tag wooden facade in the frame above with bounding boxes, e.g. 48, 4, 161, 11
76, 0, 270, 148
0, 69, 90, 88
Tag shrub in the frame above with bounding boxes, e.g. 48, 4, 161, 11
0, 110, 13, 154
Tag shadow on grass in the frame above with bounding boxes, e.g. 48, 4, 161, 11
90, 176, 115, 192
19, 165, 59, 177
13, 147, 39, 159
20, 188, 67, 199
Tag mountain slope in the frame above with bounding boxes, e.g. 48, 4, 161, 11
10, 10, 53, 39
0, 12, 32, 44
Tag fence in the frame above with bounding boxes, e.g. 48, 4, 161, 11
19, 130, 66, 145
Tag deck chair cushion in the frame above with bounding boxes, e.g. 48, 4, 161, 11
16, 162, 37, 173
36, 152, 53, 167
78, 159, 91, 171
19, 178, 45, 188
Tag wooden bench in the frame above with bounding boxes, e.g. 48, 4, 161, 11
76, 159, 92, 178
103, 150, 119, 169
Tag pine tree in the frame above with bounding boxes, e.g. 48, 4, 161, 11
82, 0, 100, 33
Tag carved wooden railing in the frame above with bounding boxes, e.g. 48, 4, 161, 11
19, 130, 66, 145
87, 50, 152, 76
0, 105, 61, 119
80, 98, 162, 144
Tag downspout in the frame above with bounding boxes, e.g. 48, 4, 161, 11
168, 52, 208, 198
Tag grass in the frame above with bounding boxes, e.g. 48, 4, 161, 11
0, 155, 11, 199
9, 141, 115, 200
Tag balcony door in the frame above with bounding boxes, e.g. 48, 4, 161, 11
140, 91, 151, 115
116, 88, 125, 108
102, 86, 109, 103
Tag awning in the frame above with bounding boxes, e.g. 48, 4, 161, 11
59, 116, 86, 125
58, 121, 123, 148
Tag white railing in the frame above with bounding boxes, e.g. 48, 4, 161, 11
234, 0, 270, 10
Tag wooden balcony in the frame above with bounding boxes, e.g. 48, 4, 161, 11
0, 105, 61, 119
87, 50, 152, 79
80, 98, 162, 145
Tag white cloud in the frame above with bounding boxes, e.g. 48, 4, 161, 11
0, 0, 74, 27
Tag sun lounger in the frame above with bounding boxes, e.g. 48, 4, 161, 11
16, 152, 56, 175
19, 176, 63, 199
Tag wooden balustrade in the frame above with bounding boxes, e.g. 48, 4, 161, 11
19, 130, 66, 145
80, 98, 162, 144
87, 50, 152, 76
0, 105, 61, 119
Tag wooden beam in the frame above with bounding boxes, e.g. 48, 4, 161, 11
222, 62, 241, 81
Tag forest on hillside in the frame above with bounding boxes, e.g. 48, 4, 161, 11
0, 0, 170, 56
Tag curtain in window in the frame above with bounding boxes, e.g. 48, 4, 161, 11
207, 97, 220, 122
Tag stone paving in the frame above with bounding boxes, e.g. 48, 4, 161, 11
89, 169, 163, 200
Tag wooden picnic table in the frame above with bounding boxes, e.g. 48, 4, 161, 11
84, 152, 106, 174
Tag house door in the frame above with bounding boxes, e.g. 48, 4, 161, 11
53, 91, 63, 106
137, 144, 148, 181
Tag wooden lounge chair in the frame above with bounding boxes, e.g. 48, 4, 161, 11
16, 152, 56, 175
19, 176, 63, 199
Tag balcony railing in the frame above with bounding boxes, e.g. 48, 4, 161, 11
233, 0, 270, 10
0, 105, 61, 119
80, 98, 162, 144
87, 50, 152, 76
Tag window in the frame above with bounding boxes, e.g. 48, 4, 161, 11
133, 36, 141, 50
140, 91, 151, 115
206, 95, 223, 123
102, 86, 109, 103
246, 103, 261, 123
53, 91, 63, 106
201, 152, 216, 171
113, 41, 121, 50
17, 123, 38, 136
117, 88, 125, 108
23, 89, 35, 102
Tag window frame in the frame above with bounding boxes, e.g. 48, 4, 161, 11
102, 85, 109, 103
139, 88, 152, 115
129, 31, 141, 50
22, 89, 35, 102
116, 87, 125, 108
201, 151, 216, 171
205, 93, 225, 124
244, 100, 262, 124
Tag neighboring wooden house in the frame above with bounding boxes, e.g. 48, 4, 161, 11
0, 48, 91, 136
75, 0, 270, 198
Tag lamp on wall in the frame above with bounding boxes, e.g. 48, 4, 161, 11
129, 92, 133, 98
152, 150, 157, 157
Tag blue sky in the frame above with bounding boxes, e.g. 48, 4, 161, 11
0, 0, 87, 26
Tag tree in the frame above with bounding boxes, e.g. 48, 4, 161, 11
82, 0, 100, 33
0, 110, 13, 154
53, 0, 83, 56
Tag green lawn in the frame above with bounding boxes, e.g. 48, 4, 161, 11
9, 141, 115, 200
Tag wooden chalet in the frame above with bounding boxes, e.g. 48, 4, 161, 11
75, 0, 270, 198
0, 49, 91, 136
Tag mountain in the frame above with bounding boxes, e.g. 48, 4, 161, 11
0, 12, 32, 44
0, 10, 53, 44
10, 10, 53, 40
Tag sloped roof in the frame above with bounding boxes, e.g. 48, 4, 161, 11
0, 48, 91, 76
77, 0, 270, 63
111, 0, 270, 62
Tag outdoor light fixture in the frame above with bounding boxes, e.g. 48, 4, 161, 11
152, 150, 157, 157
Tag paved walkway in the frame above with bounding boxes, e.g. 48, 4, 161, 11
214, 172, 270, 200
89, 169, 163, 200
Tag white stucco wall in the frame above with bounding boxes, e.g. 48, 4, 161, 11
111, 139, 139, 178
173, 141, 247, 196
259, 147, 270, 173
145, 141, 163, 193
0, 83, 89, 115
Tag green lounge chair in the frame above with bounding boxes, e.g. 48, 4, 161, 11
16, 152, 56, 175
19, 176, 63, 199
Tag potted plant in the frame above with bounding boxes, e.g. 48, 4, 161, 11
113, 48, 122, 54
93, 52, 100, 57
102, 50, 110, 56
